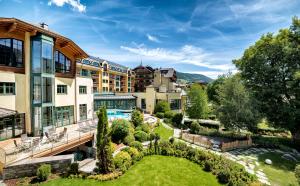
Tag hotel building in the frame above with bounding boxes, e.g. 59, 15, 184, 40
0, 18, 89, 140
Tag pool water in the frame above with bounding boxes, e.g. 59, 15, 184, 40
107, 110, 131, 120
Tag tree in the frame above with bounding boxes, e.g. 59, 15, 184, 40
111, 119, 130, 144
216, 75, 260, 131
295, 165, 300, 184
190, 121, 201, 134
207, 74, 226, 104
154, 100, 171, 113
95, 106, 114, 174
131, 109, 144, 127
186, 84, 209, 119
234, 17, 300, 141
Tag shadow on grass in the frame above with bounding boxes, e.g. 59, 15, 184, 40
257, 152, 298, 171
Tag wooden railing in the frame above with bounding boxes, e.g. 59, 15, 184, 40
181, 133, 212, 149
220, 137, 252, 152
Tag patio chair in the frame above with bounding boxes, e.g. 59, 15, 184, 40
87, 120, 97, 129
78, 121, 90, 132
57, 127, 67, 140
31, 138, 40, 151
13, 139, 28, 152
45, 132, 56, 142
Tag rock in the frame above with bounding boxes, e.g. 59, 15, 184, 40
282, 154, 298, 162
265, 159, 272, 165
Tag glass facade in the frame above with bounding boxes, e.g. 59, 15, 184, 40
31, 34, 55, 135
170, 99, 181, 110
0, 113, 25, 141
55, 50, 71, 73
94, 99, 136, 110
0, 38, 23, 68
55, 106, 74, 127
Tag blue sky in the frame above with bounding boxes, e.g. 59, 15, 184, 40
1, 0, 300, 78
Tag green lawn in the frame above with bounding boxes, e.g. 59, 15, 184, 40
153, 124, 173, 140
42, 156, 221, 186
257, 152, 299, 186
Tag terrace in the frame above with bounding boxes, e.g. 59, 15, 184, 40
0, 119, 98, 167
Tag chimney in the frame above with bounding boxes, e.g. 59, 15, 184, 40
40, 22, 48, 30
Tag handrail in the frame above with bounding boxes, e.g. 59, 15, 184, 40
0, 122, 97, 167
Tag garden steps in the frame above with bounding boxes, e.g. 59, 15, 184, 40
78, 158, 94, 169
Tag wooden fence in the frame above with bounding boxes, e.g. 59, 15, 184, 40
181, 133, 212, 149
220, 137, 252, 152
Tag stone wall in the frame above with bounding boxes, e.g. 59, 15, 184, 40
3, 154, 74, 180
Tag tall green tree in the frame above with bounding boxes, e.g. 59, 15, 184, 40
216, 75, 260, 131
131, 109, 144, 127
186, 84, 209, 119
234, 17, 300, 141
154, 100, 170, 113
95, 107, 114, 174
207, 74, 226, 104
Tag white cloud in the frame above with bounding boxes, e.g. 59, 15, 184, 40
120, 45, 235, 71
48, 0, 86, 13
146, 34, 160, 43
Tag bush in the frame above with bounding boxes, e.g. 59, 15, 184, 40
295, 165, 300, 184
172, 113, 183, 127
111, 119, 131, 144
190, 121, 201, 134
203, 160, 213, 172
164, 111, 175, 119
136, 123, 150, 133
154, 101, 170, 113
217, 168, 231, 184
113, 151, 132, 172
122, 147, 143, 162
87, 171, 122, 181
36, 164, 51, 181
155, 112, 164, 119
129, 141, 143, 151
68, 162, 79, 175
123, 134, 135, 145
131, 109, 144, 127
163, 118, 172, 125
134, 130, 149, 142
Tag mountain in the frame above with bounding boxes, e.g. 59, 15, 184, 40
176, 72, 213, 83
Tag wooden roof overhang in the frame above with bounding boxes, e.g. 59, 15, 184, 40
0, 17, 88, 59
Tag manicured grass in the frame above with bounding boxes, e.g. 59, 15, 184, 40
153, 124, 173, 140
42, 155, 221, 186
257, 152, 298, 186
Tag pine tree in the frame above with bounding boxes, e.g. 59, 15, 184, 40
95, 106, 114, 174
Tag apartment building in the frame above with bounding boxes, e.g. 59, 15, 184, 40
0, 18, 89, 140
132, 65, 154, 92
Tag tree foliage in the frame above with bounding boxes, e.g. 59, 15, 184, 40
96, 107, 114, 174
154, 100, 171, 113
111, 119, 131, 144
216, 75, 260, 131
131, 109, 144, 127
233, 17, 300, 139
207, 74, 226, 104
186, 84, 209, 119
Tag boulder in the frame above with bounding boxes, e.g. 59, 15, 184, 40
265, 159, 272, 165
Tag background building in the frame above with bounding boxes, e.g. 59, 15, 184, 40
132, 64, 154, 92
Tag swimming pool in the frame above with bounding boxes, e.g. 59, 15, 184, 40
107, 110, 131, 120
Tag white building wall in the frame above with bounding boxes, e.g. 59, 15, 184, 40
76, 77, 94, 121
55, 77, 76, 107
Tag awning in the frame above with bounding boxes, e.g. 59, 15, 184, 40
0, 107, 17, 118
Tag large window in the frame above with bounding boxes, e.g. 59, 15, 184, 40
42, 77, 53, 103
32, 40, 41, 73
79, 86, 87, 94
0, 38, 23, 68
55, 106, 74, 127
57, 85, 67, 94
33, 77, 41, 103
141, 99, 146, 109
170, 99, 181, 110
80, 69, 90, 77
42, 42, 53, 74
55, 50, 71, 73
0, 82, 15, 95
79, 104, 87, 121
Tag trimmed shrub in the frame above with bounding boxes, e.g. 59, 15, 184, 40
87, 171, 122, 181
111, 119, 130, 144
136, 123, 150, 133
158, 140, 173, 155
190, 121, 201, 134
164, 111, 175, 119
172, 113, 183, 127
122, 147, 143, 162
203, 160, 213, 172
134, 130, 149, 142
155, 112, 164, 119
217, 168, 231, 184
131, 109, 144, 127
129, 141, 143, 151
113, 151, 132, 172
123, 134, 135, 145
295, 165, 300, 184
36, 164, 51, 181
154, 101, 170, 113
68, 162, 79, 175
163, 118, 172, 125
